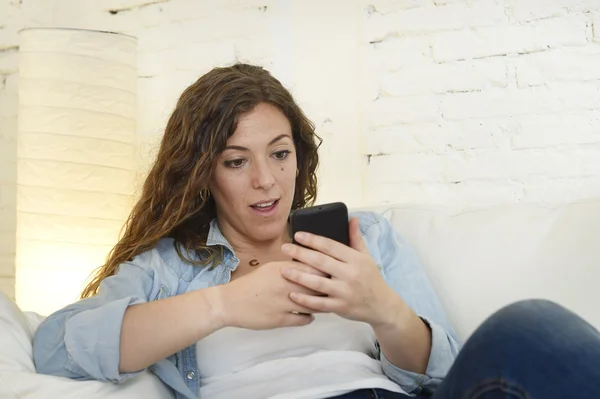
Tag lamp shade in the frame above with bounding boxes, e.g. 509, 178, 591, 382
16, 28, 137, 315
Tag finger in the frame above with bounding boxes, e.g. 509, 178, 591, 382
282, 268, 339, 296
282, 244, 344, 278
289, 261, 329, 278
289, 292, 344, 313
349, 218, 369, 253
292, 231, 355, 262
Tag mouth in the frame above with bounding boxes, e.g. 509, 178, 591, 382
250, 199, 280, 213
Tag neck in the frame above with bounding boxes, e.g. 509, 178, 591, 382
216, 220, 291, 261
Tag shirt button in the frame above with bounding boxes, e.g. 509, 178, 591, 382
186, 371, 195, 380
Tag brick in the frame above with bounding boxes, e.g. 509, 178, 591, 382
137, 24, 176, 52
432, 16, 588, 62
433, 0, 465, 4
443, 147, 600, 182
511, 111, 600, 149
0, 114, 16, 140
364, 179, 524, 207
366, 152, 447, 183
0, 73, 17, 119
510, 0, 600, 22
516, 47, 600, 87
167, 41, 236, 72
368, 36, 433, 72
380, 59, 507, 96
366, 0, 432, 15
365, 119, 511, 155
137, 50, 169, 77
101, 0, 170, 11
519, 176, 600, 204
0, 162, 16, 183
0, 202, 16, 233
0, 232, 15, 258
174, 11, 263, 44
0, 47, 19, 74
441, 82, 600, 120
367, 0, 507, 41
137, 1, 169, 27
594, 15, 600, 42
367, 95, 440, 128
0, 182, 16, 206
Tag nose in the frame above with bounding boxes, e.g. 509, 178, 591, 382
251, 158, 275, 190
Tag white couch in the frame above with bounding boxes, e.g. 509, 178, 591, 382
2, 199, 599, 397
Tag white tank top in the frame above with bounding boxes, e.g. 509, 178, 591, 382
196, 313, 405, 399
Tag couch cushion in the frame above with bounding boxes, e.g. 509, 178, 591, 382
377, 199, 600, 340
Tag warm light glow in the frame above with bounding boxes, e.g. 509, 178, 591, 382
16, 28, 137, 315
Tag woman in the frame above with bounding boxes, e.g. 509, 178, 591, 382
33, 64, 600, 399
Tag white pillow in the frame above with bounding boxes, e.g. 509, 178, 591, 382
0, 370, 175, 399
0, 291, 37, 372
0, 292, 175, 399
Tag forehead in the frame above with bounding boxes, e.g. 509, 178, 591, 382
228, 103, 292, 143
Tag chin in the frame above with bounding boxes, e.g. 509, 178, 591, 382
250, 217, 288, 241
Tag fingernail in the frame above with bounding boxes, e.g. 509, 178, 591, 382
295, 232, 308, 241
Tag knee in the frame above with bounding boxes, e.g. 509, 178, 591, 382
473, 299, 582, 347
494, 298, 568, 324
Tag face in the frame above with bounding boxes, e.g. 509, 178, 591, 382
208, 102, 298, 244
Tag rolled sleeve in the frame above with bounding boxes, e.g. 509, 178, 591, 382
64, 296, 146, 383
379, 316, 460, 395
33, 260, 160, 382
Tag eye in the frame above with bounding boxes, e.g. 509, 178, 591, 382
224, 159, 246, 168
273, 150, 291, 160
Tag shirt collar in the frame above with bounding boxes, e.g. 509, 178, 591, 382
206, 218, 236, 255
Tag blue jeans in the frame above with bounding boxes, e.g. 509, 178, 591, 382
331, 299, 600, 399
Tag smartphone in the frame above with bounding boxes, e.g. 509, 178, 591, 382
289, 202, 350, 246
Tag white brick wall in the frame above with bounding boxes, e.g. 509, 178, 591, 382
1, 0, 600, 300
364, 0, 600, 208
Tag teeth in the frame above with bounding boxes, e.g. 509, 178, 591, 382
254, 201, 275, 208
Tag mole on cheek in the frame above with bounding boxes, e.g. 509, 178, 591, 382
281, 167, 284, 171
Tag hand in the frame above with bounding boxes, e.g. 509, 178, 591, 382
211, 261, 328, 330
280, 218, 406, 327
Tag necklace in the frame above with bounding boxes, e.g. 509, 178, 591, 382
249, 259, 260, 267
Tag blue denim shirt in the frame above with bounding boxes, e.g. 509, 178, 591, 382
33, 211, 461, 399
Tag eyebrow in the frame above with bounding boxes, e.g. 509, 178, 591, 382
223, 134, 292, 152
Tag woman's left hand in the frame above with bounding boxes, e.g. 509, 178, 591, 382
281, 218, 405, 327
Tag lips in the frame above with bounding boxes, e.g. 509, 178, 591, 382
250, 199, 279, 213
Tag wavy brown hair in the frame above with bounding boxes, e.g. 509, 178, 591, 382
81, 63, 321, 298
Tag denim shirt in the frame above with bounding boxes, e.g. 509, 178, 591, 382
32, 211, 461, 399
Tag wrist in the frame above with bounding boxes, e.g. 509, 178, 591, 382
200, 285, 228, 331
371, 288, 412, 331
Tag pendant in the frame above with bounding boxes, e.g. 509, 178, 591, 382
249, 259, 260, 267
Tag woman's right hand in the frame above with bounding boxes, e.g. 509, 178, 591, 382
208, 261, 326, 330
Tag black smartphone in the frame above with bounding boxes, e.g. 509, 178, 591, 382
289, 202, 350, 246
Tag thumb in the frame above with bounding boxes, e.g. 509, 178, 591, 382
349, 218, 368, 253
